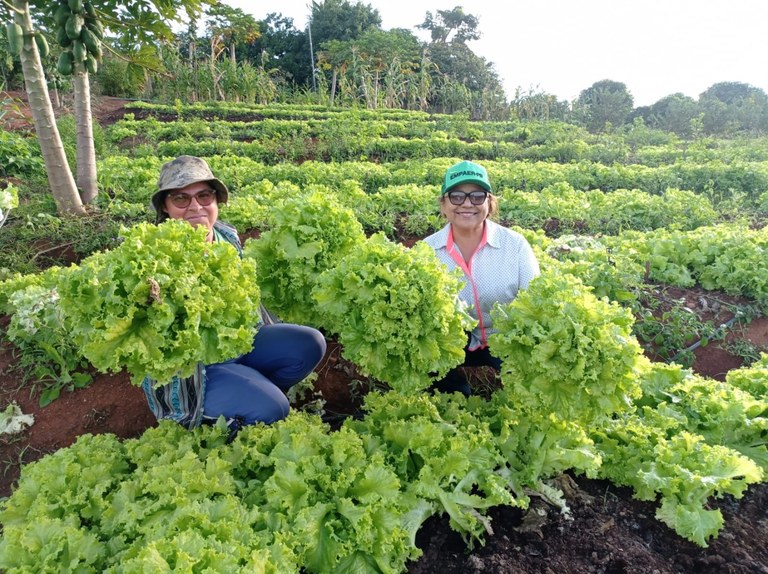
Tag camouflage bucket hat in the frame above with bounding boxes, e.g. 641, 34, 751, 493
441, 160, 492, 195
151, 156, 229, 222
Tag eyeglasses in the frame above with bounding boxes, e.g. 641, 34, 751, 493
167, 189, 217, 208
446, 190, 488, 206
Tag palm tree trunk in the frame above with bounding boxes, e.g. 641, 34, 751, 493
73, 67, 97, 203
12, 0, 84, 215
51, 80, 60, 108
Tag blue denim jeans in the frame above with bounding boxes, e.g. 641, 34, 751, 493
203, 323, 326, 424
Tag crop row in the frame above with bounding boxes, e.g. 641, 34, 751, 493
97, 154, 768, 213
107, 119, 768, 168
121, 101, 768, 164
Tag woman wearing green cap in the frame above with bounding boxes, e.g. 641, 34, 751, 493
143, 155, 327, 433
423, 160, 540, 396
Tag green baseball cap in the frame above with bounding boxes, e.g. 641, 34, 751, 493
441, 160, 492, 195
151, 156, 228, 222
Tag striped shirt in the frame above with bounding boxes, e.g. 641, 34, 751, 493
423, 220, 540, 351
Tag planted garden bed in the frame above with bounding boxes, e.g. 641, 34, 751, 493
1, 96, 767, 573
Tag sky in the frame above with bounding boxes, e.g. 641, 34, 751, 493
225, 0, 768, 107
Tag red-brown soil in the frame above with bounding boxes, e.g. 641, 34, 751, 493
1, 94, 767, 572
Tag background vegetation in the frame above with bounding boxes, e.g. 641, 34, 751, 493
2, 0, 767, 135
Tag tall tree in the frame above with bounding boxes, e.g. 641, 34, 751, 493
309, 0, 381, 103
50, 0, 107, 204
700, 81, 757, 105
247, 13, 310, 86
318, 27, 421, 108
1, 0, 213, 214
573, 79, 634, 133
414, 6, 505, 118
205, 3, 259, 64
316, 38, 352, 105
417, 6, 480, 44
354, 27, 419, 107
309, 0, 381, 46
427, 41, 504, 118
633, 93, 699, 137
5, 0, 83, 214
699, 81, 768, 135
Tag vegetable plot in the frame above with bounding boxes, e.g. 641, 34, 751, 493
1, 252, 766, 571
57, 221, 262, 384
2, 98, 768, 572
313, 233, 475, 394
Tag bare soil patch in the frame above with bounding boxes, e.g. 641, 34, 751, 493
2, 90, 132, 131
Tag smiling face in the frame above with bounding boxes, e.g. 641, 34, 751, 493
440, 182, 490, 233
162, 181, 219, 240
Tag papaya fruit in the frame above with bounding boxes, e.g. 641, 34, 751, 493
34, 33, 50, 58
65, 13, 84, 40
68, 0, 84, 13
80, 27, 99, 53
83, 2, 96, 18
89, 40, 102, 61
56, 25, 72, 47
85, 53, 97, 74
85, 19, 104, 40
53, 3, 71, 27
72, 39, 86, 62
57, 50, 74, 75
5, 23, 23, 56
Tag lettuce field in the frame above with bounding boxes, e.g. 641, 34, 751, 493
0, 94, 767, 573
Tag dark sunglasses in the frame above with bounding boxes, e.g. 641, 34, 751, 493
446, 190, 488, 206
167, 189, 217, 208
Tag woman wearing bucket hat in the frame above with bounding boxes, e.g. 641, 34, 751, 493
143, 155, 326, 433
423, 160, 540, 396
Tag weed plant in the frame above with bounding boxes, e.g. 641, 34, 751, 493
631, 288, 740, 367
0, 181, 141, 277
725, 339, 768, 366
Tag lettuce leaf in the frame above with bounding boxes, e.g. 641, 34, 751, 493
57, 221, 261, 384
